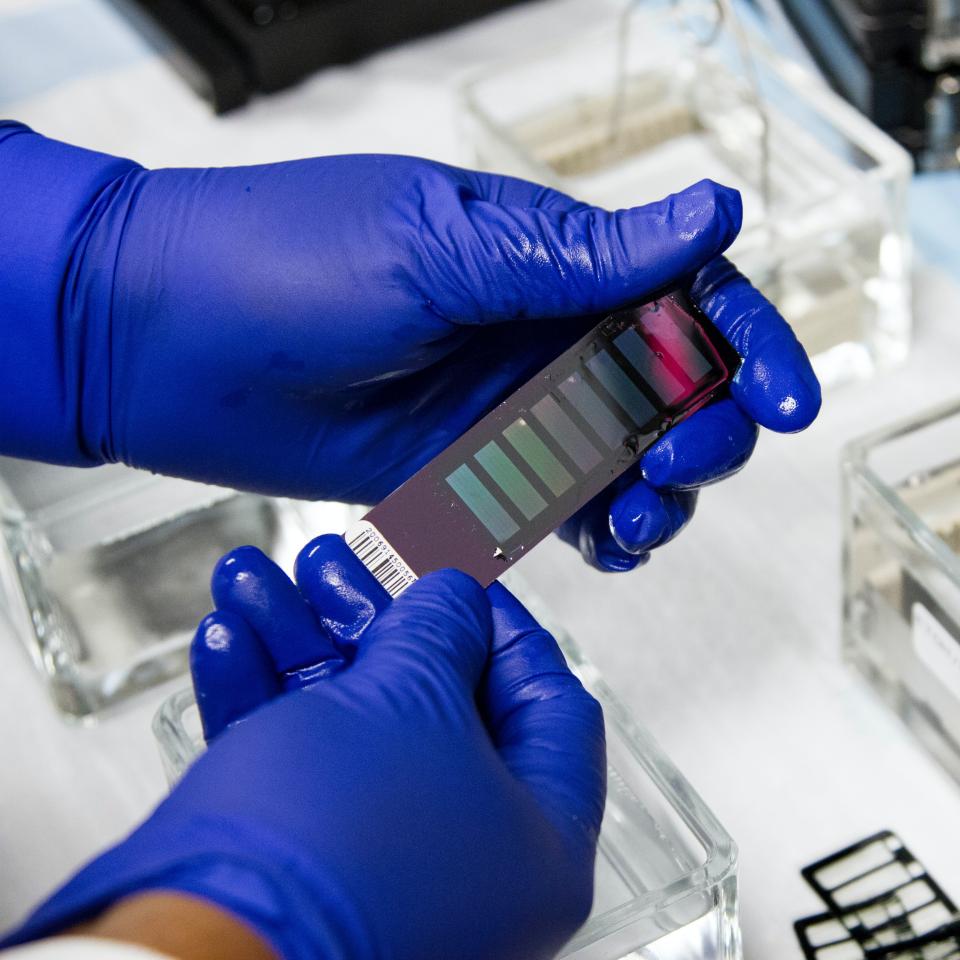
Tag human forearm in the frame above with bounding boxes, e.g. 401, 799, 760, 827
65, 892, 276, 960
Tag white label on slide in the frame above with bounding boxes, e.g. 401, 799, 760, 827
912, 602, 960, 696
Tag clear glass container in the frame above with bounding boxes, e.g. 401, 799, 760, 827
0, 456, 351, 719
461, 1, 913, 388
843, 398, 960, 786
153, 573, 742, 960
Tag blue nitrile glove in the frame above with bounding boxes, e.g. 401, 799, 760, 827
0, 121, 820, 571
2, 535, 605, 960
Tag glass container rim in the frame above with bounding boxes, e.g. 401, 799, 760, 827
842, 395, 960, 586
0, 462, 238, 532
459, 4, 912, 197
154, 655, 738, 944
563, 666, 738, 950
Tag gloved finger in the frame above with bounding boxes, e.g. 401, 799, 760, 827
557, 498, 648, 572
609, 483, 698, 554
190, 610, 280, 743
294, 533, 390, 649
449, 179, 742, 324
358, 570, 491, 707
211, 545, 345, 686
482, 583, 606, 849
691, 257, 821, 433
640, 397, 758, 490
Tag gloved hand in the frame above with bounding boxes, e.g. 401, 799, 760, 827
3, 536, 605, 960
0, 122, 820, 570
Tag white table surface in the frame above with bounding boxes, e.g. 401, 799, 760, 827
2, 1, 960, 957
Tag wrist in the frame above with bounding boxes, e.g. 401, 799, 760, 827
67, 892, 276, 960
0, 123, 143, 466
1, 809, 362, 960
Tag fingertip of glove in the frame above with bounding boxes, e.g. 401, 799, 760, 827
190, 609, 278, 742
295, 531, 389, 596
212, 544, 270, 586
211, 544, 293, 621
193, 610, 238, 655
640, 399, 759, 489
737, 350, 823, 434
778, 376, 822, 433
687, 259, 823, 434
639, 440, 676, 490
293, 533, 390, 646
295, 532, 352, 577
595, 545, 647, 572
609, 484, 665, 553
672, 179, 743, 249
190, 609, 261, 678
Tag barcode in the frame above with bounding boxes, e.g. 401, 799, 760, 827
345, 521, 418, 598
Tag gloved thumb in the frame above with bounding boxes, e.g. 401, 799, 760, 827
354, 569, 492, 709
444, 179, 742, 325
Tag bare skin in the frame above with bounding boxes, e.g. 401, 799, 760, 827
65, 892, 276, 960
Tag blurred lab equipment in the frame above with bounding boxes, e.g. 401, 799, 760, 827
0, 457, 350, 717
774, 0, 960, 169
155, 564, 742, 960
105, 0, 532, 111
844, 397, 960, 787
462, 0, 913, 387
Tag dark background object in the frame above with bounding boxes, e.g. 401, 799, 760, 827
776, 0, 960, 167
794, 830, 960, 960
106, 0, 531, 113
